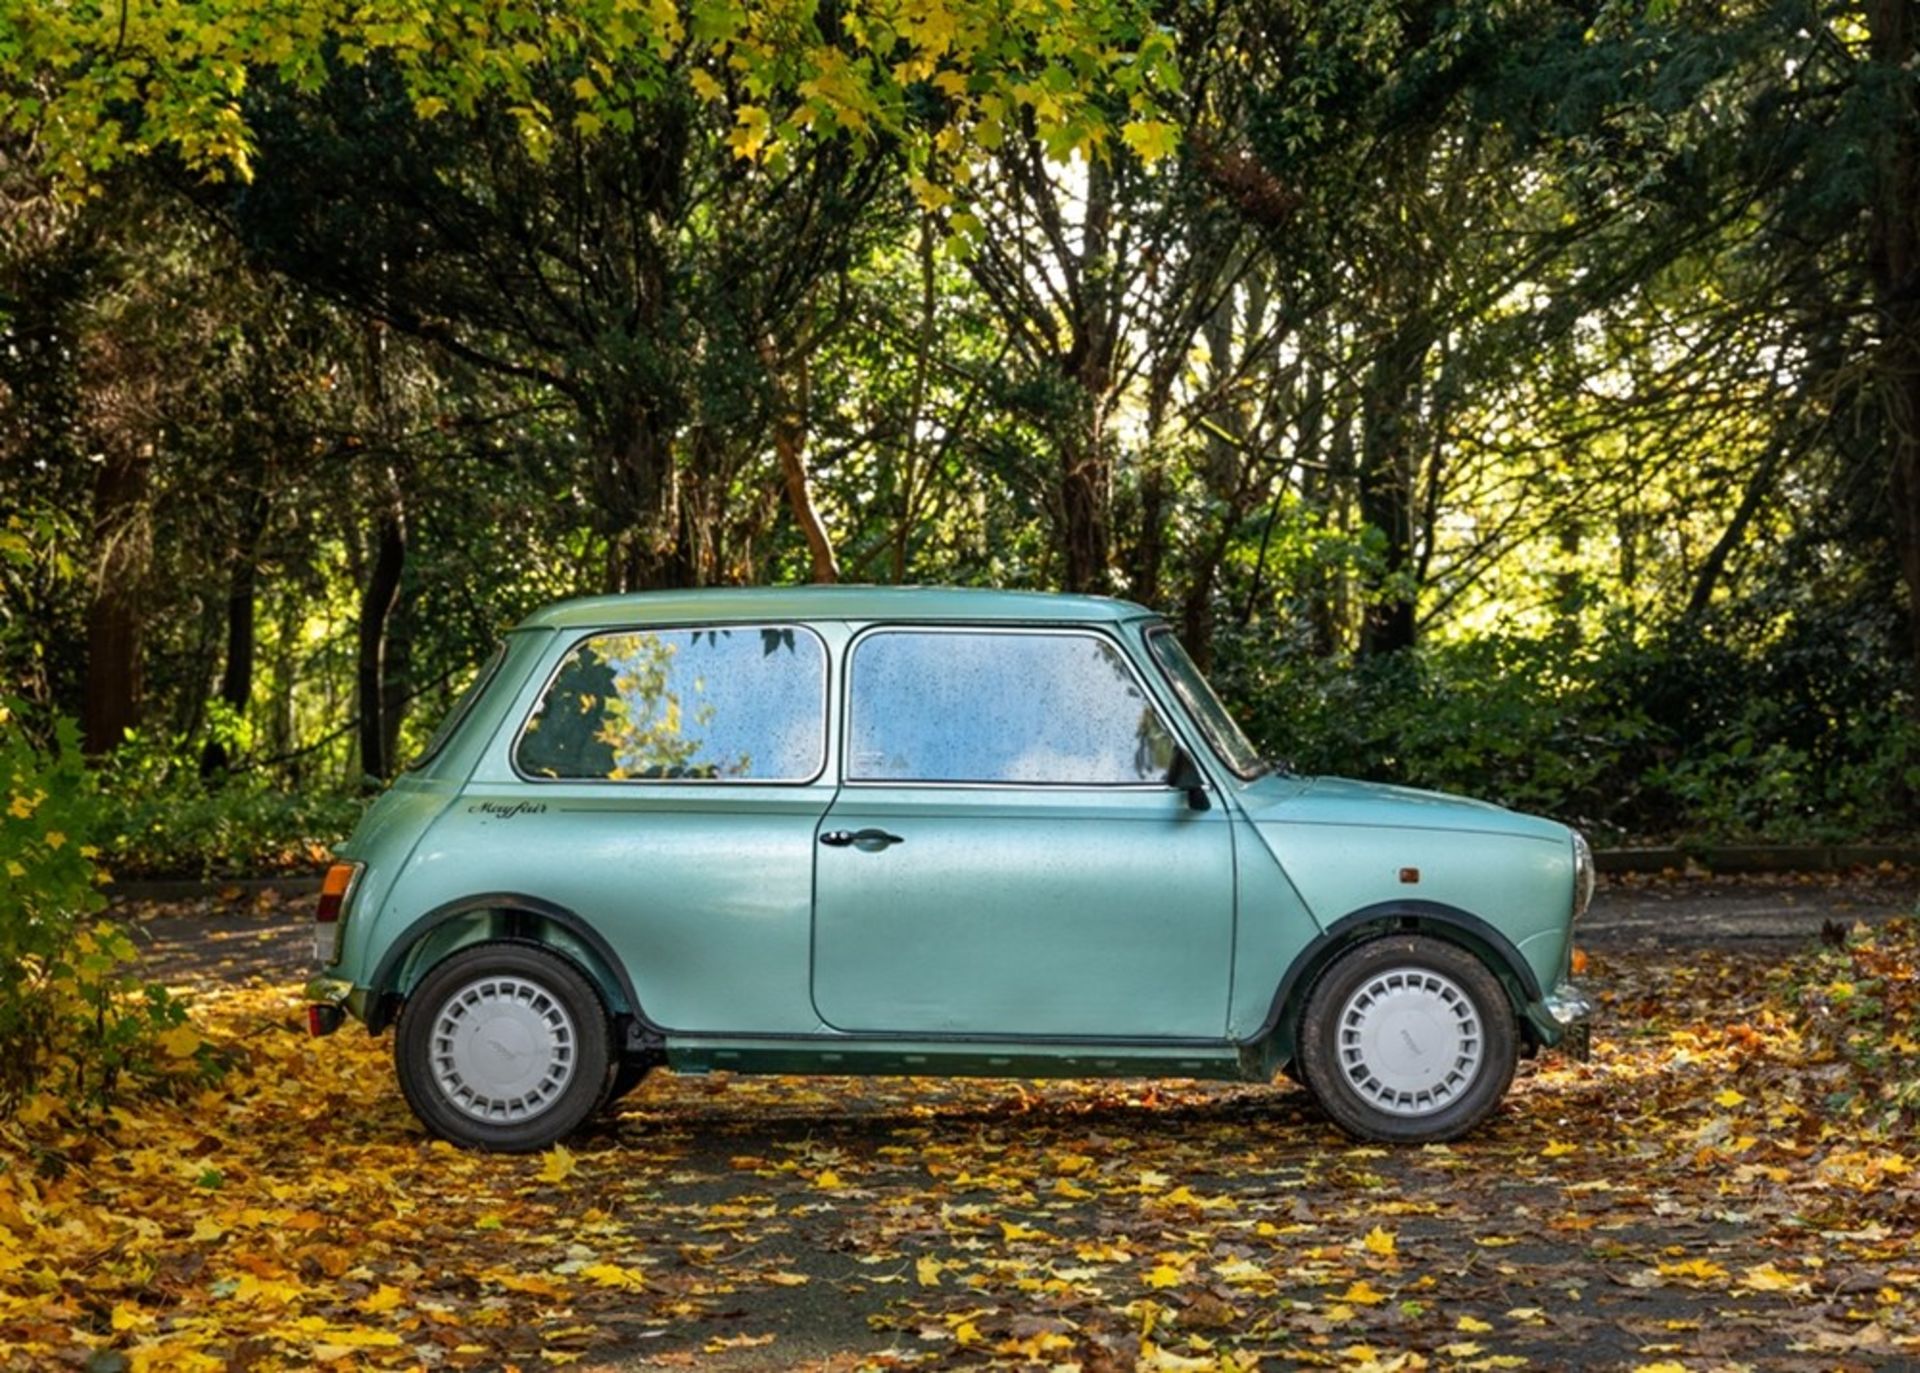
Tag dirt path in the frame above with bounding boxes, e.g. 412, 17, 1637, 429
90, 872, 1920, 1370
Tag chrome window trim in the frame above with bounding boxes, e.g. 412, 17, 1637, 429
406, 640, 508, 773
508, 621, 832, 786
1142, 623, 1266, 781
839, 622, 1189, 790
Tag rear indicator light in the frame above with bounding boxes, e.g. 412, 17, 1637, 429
314, 861, 363, 965
307, 1004, 344, 1037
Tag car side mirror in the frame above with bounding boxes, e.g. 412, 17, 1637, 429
1167, 747, 1211, 812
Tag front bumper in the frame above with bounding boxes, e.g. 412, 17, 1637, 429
304, 976, 370, 1036
1527, 980, 1594, 1061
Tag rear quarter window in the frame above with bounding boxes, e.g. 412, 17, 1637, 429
407, 642, 508, 771
515, 625, 827, 782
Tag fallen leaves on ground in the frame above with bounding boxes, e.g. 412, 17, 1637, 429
2, 920, 1918, 1371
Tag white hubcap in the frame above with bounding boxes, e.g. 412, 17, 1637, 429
432, 975, 577, 1122
1336, 967, 1483, 1116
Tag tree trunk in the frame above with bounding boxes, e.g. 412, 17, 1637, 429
1060, 434, 1113, 594
761, 341, 838, 583
356, 498, 406, 782
200, 488, 270, 777
83, 443, 149, 756
380, 584, 413, 771
1357, 322, 1430, 658
1058, 157, 1119, 595
1868, 0, 1920, 703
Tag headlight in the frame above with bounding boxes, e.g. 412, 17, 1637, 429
1571, 831, 1595, 923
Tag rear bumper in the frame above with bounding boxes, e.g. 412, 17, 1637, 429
1526, 979, 1594, 1061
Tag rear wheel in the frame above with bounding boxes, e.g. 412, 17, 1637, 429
395, 942, 612, 1152
1297, 935, 1517, 1143
600, 1060, 654, 1111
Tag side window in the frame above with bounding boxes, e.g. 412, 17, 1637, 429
516, 626, 825, 782
848, 630, 1178, 784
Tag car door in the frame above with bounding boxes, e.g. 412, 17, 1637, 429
810, 625, 1236, 1040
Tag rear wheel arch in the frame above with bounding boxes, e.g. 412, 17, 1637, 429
365, 893, 643, 1038
1252, 900, 1544, 1068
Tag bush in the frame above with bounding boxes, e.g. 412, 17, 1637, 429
1213, 610, 1920, 844
95, 729, 367, 879
0, 708, 212, 1111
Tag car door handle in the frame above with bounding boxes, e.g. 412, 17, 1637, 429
819, 828, 904, 850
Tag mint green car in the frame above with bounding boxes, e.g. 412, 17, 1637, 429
307, 587, 1593, 1152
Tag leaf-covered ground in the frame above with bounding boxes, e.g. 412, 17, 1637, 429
4, 891, 1918, 1372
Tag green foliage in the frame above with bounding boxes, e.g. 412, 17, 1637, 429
1216, 610, 1920, 844
0, 709, 212, 1109
0, 0, 1176, 189
96, 730, 367, 879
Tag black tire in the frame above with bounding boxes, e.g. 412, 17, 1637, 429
1297, 934, 1517, 1144
395, 942, 613, 1153
600, 1059, 654, 1111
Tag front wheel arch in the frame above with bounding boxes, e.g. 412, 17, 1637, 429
1252, 901, 1544, 1072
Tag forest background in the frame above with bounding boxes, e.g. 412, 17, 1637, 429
4, 0, 1919, 884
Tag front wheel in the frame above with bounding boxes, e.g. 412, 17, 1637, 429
395, 942, 613, 1152
1297, 935, 1517, 1143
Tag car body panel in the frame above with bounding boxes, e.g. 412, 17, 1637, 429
314, 587, 1590, 1088
812, 784, 1235, 1038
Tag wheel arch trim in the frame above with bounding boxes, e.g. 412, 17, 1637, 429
365, 892, 642, 1033
1243, 899, 1544, 1053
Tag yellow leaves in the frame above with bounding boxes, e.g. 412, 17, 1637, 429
580, 1263, 646, 1289
1457, 1315, 1494, 1333
156, 1023, 202, 1059
909, 174, 954, 212
1211, 1258, 1274, 1288
726, 104, 772, 161
1656, 1257, 1729, 1283
813, 1168, 845, 1189
688, 67, 724, 102
1713, 1088, 1747, 1108
1120, 118, 1180, 162
1633, 1363, 1690, 1373
916, 1256, 945, 1287
1160, 1185, 1236, 1212
702, 1332, 775, 1353
1738, 1262, 1811, 1294
8, 791, 40, 819
764, 1270, 809, 1286
1541, 1140, 1578, 1157
306, 1324, 405, 1360
1362, 1225, 1397, 1257
1339, 1279, 1388, 1305
1138, 1342, 1228, 1371
536, 1145, 577, 1184
1145, 1264, 1185, 1289
44, 829, 66, 849
999, 1219, 1048, 1242
356, 1284, 404, 1313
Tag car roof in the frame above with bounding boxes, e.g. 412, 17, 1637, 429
512, 585, 1155, 631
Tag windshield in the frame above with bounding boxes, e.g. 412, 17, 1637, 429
1144, 626, 1267, 781
407, 641, 507, 771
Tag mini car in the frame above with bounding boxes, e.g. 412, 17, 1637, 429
307, 587, 1593, 1151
